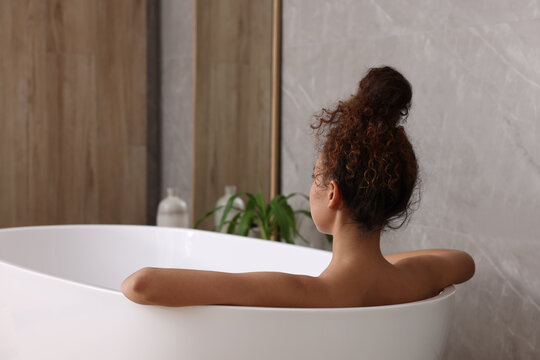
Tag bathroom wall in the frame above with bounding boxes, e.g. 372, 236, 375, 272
281, 0, 540, 359
0, 0, 149, 226
160, 0, 194, 221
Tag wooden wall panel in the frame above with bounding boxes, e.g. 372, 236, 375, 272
97, 0, 147, 147
0, 0, 47, 226
97, 145, 146, 224
46, 54, 99, 223
46, 0, 97, 54
0, 0, 149, 227
96, 0, 147, 224
194, 0, 273, 229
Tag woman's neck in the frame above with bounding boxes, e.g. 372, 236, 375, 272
320, 213, 391, 278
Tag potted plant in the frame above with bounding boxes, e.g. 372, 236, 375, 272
194, 191, 312, 244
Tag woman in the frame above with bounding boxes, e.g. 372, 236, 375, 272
122, 66, 475, 307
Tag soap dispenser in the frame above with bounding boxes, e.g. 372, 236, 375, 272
215, 185, 245, 230
156, 187, 189, 228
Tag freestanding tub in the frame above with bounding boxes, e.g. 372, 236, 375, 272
0, 225, 455, 360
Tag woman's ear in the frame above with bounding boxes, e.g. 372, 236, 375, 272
327, 180, 342, 210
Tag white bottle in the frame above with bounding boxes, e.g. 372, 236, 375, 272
156, 187, 189, 228
215, 185, 245, 230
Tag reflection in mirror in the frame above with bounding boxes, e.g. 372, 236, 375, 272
193, 0, 281, 230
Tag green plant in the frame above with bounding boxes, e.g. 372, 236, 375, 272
194, 191, 312, 244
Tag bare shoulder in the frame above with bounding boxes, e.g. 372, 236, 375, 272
392, 249, 475, 294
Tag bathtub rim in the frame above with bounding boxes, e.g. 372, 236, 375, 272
0, 224, 456, 312
0, 223, 333, 255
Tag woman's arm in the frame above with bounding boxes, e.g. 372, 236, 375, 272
121, 267, 332, 307
384, 249, 476, 288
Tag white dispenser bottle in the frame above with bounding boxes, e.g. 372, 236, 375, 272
215, 185, 245, 230
156, 187, 189, 228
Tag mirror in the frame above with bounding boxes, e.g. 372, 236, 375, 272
192, 0, 281, 229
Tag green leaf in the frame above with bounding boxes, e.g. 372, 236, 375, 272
270, 200, 293, 244
226, 212, 242, 234
255, 193, 266, 217
237, 208, 255, 236
194, 206, 223, 229
245, 192, 266, 222
268, 196, 285, 239
283, 202, 296, 223
217, 194, 241, 232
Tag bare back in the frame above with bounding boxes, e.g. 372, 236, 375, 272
319, 249, 475, 307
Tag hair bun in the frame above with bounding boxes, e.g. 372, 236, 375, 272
355, 66, 412, 127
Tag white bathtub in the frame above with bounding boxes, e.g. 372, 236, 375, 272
0, 225, 454, 360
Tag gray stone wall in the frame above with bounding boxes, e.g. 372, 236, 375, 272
160, 0, 194, 223
281, 1, 540, 358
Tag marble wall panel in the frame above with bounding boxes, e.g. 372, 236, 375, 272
282, 1, 540, 358
160, 0, 194, 222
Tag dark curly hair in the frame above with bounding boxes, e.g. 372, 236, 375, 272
312, 66, 419, 233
